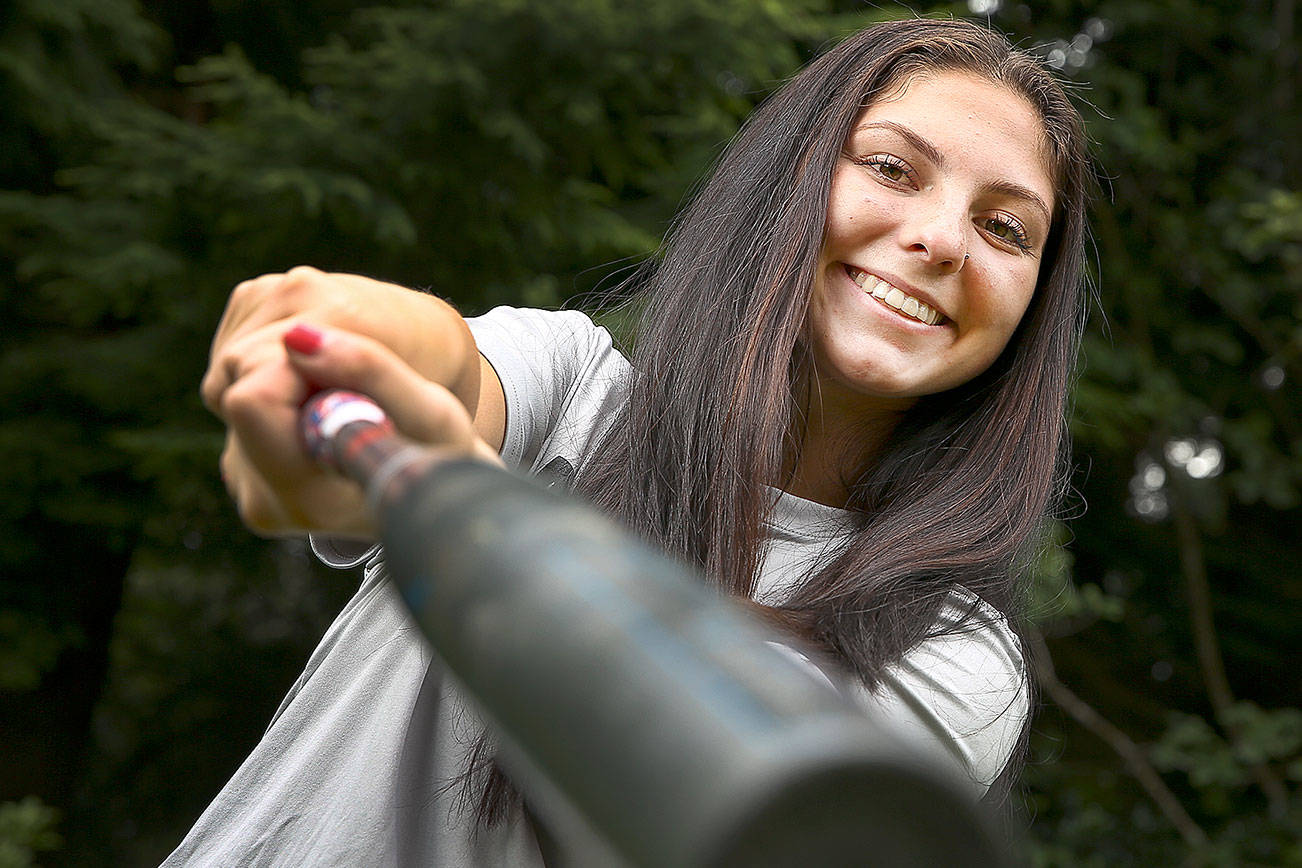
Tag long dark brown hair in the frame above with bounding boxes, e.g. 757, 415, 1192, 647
471, 16, 1092, 825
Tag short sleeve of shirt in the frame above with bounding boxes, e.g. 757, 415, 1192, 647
310, 535, 377, 569
852, 596, 1029, 796
467, 306, 629, 475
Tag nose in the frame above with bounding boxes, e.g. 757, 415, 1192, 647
902, 199, 968, 273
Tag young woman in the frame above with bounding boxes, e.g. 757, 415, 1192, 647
180, 17, 1090, 865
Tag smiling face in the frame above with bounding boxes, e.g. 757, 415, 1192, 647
807, 69, 1056, 417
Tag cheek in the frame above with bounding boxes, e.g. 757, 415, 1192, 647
999, 292, 1034, 337
958, 272, 1038, 378
808, 294, 849, 362
807, 284, 854, 360
975, 286, 1037, 372
985, 264, 1039, 333
824, 175, 893, 241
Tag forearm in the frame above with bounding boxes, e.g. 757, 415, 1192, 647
383, 290, 482, 418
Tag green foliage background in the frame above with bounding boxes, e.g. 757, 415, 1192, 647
0, 0, 1297, 864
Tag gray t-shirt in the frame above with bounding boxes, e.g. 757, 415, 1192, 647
164, 306, 1027, 866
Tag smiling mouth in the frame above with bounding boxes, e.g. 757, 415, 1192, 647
845, 266, 946, 326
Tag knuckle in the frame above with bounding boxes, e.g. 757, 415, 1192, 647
229, 267, 323, 313
282, 265, 324, 296
285, 265, 322, 280
199, 371, 221, 413
229, 275, 270, 306
225, 274, 282, 326
205, 355, 241, 415
220, 377, 271, 423
218, 443, 235, 480
210, 338, 241, 371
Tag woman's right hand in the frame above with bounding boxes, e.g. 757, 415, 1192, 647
202, 267, 483, 415
199, 267, 496, 538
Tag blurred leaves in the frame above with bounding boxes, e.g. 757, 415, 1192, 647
1152, 704, 1302, 790
1029, 522, 1126, 629
995, 0, 1300, 862
0, 797, 61, 868
0, 613, 80, 693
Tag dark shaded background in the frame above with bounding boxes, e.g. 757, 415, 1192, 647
1, 0, 1298, 864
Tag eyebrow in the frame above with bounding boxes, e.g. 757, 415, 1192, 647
983, 179, 1053, 229
854, 120, 1053, 229
857, 121, 944, 166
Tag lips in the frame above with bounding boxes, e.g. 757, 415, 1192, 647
845, 266, 946, 326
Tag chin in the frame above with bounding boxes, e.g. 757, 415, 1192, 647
816, 367, 928, 410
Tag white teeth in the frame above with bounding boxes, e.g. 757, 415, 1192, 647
847, 267, 943, 326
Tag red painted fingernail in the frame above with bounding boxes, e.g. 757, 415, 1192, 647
284, 324, 324, 355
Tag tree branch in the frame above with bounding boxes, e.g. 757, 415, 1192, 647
1276, 0, 1297, 112
1029, 630, 1209, 850
1168, 489, 1291, 817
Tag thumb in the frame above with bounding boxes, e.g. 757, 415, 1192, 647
282, 322, 477, 451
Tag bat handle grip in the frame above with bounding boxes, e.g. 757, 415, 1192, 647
301, 389, 434, 507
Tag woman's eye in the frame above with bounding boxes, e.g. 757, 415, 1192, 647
856, 154, 915, 186
981, 214, 1032, 252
